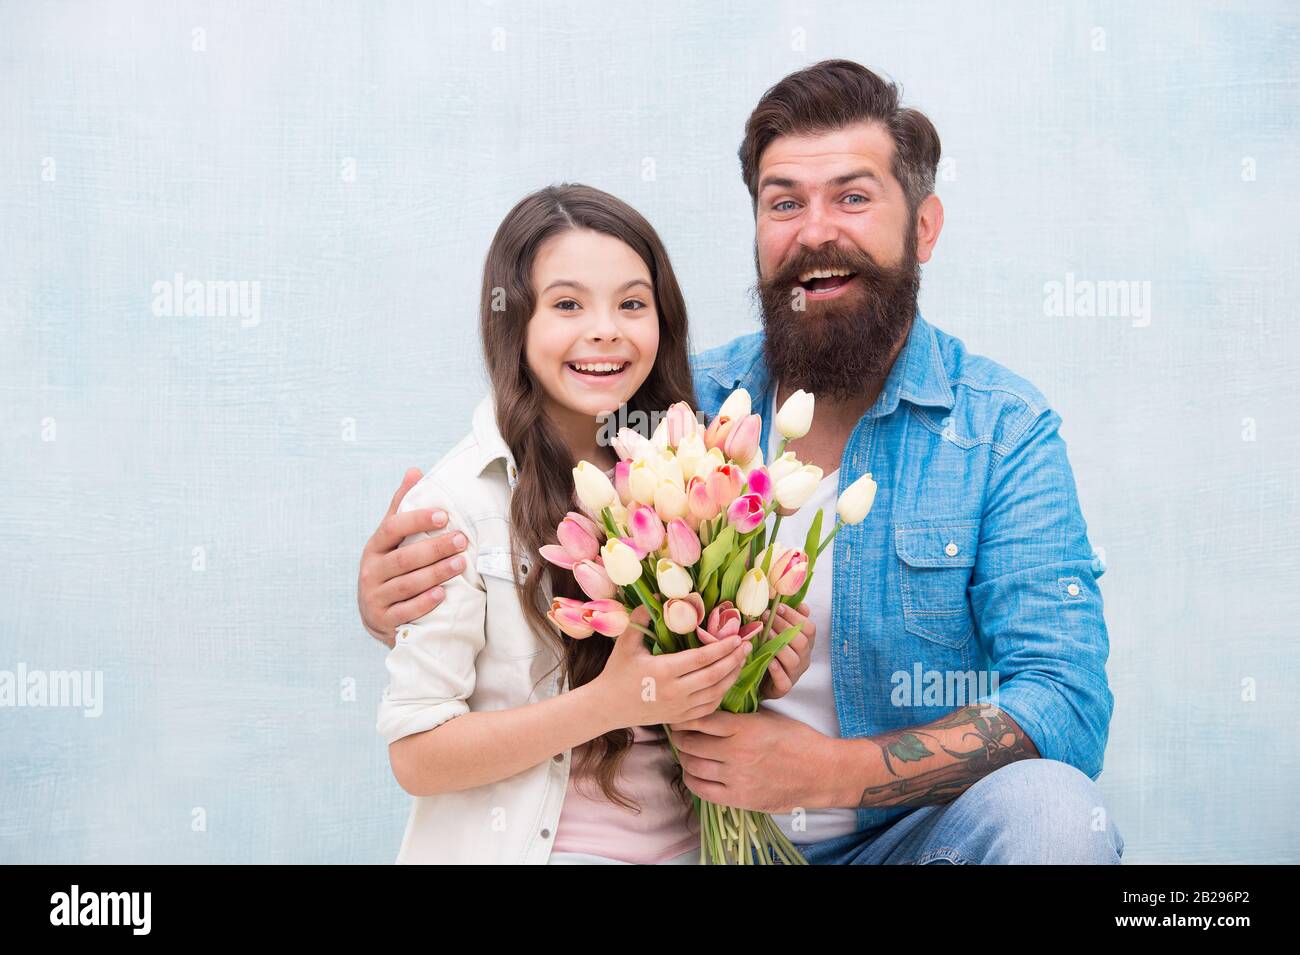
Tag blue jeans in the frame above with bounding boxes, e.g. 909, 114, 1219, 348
799, 759, 1125, 864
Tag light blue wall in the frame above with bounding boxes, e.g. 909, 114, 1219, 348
2, 0, 1296, 863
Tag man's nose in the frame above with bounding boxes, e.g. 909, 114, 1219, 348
796, 201, 840, 249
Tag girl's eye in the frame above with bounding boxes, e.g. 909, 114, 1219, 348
554, 299, 580, 311
620, 299, 647, 311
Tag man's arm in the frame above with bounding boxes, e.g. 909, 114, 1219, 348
358, 468, 470, 648
835, 404, 1111, 809
824, 703, 1038, 809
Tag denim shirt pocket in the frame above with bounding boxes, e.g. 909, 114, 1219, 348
893, 519, 980, 650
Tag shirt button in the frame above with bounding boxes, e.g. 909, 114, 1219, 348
945, 542, 959, 557
540, 828, 551, 839
553, 753, 563, 763
1067, 583, 1081, 597
398, 627, 412, 642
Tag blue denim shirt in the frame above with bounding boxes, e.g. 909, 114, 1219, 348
689, 310, 1113, 836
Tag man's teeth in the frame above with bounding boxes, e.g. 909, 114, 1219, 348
569, 361, 628, 373
798, 267, 854, 283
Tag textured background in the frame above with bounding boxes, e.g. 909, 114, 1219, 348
1, 0, 1297, 863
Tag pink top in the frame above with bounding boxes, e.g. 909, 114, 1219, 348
552, 724, 700, 863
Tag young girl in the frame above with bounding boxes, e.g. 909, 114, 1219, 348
378, 184, 768, 864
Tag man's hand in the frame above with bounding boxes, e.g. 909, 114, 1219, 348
357, 468, 470, 648
757, 601, 815, 700
667, 708, 836, 814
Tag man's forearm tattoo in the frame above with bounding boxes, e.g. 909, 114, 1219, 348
856, 704, 1040, 808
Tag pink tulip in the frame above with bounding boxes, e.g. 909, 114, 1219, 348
557, 512, 601, 560
707, 464, 745, 511
665, 402, 697, 449
723, 414, 760, 465
726, 492, 766, 533
548, 596, 594, 638
665, 518, 702, 566
687, 476, 720, 522
573, 559, 616, 600
746, 465, 772, 504
703, 414, 736, 453
663, 592, 706, 635
696, 600, 763, 647
768, 547, 809, 597
627, 505, 665, 557
613, 459, 632, 504
582, 599, 630, 637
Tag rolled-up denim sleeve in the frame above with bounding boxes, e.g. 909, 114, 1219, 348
968, 406, 1114, 780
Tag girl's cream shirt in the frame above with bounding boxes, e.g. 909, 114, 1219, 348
377, 394, 577, 863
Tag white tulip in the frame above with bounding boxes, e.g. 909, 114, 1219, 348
674, 433, 707, 482
735, 567, 771, 617
650, 449, 685, 489
573, 461, 618, 512
775, 389, 815, 440
767, 451, 802, 484
655, 559, 693, 599
628, 460, 659, 505
612, 427, 652, 462
717, 388, 751, 422
653, 480, 688, 521
836, 472, 878, 525
773, 464, 824, 510
601, 538, 643, 586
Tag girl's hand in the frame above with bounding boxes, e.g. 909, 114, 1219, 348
758, 601, 816, 700
591, 628, 750, 730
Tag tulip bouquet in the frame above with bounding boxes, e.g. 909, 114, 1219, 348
542, 387, 878, 865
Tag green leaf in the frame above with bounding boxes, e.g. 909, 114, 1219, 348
700, 573, 720, 613
696, 525, 736, 589
719, 546, 749, 604
723, 623, 802, 709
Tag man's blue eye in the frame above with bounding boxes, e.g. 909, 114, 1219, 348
844, 194, 868, 205
774, 200, 798, 212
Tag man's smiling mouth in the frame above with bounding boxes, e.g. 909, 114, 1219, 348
797, 267, 858, 295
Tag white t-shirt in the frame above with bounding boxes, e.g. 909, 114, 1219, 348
762, 383, 860, 845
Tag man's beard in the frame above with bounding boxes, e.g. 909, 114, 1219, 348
756, 227, 920, 403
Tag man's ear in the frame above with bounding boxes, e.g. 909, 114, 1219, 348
914, 193, 944, 264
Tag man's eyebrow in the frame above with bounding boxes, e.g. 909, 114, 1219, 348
758, 168, 883, 193
541, 278, 651, 294
830, 168, 882, 187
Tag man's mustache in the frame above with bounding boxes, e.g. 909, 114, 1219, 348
765, 246, 892, 288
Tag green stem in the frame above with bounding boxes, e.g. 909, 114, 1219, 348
816, 518, 845, 558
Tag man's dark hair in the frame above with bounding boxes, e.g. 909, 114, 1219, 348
739, 59, 942, 217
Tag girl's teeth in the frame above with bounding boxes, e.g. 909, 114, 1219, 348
569, 362, 627, 375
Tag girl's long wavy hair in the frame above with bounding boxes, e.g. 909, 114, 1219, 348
479, 184, 697, 812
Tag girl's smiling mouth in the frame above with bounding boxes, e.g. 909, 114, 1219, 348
565, 359, 633, 382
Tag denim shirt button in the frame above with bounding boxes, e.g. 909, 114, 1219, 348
944, 541, 959, 556
1067, 583, 1080, 597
